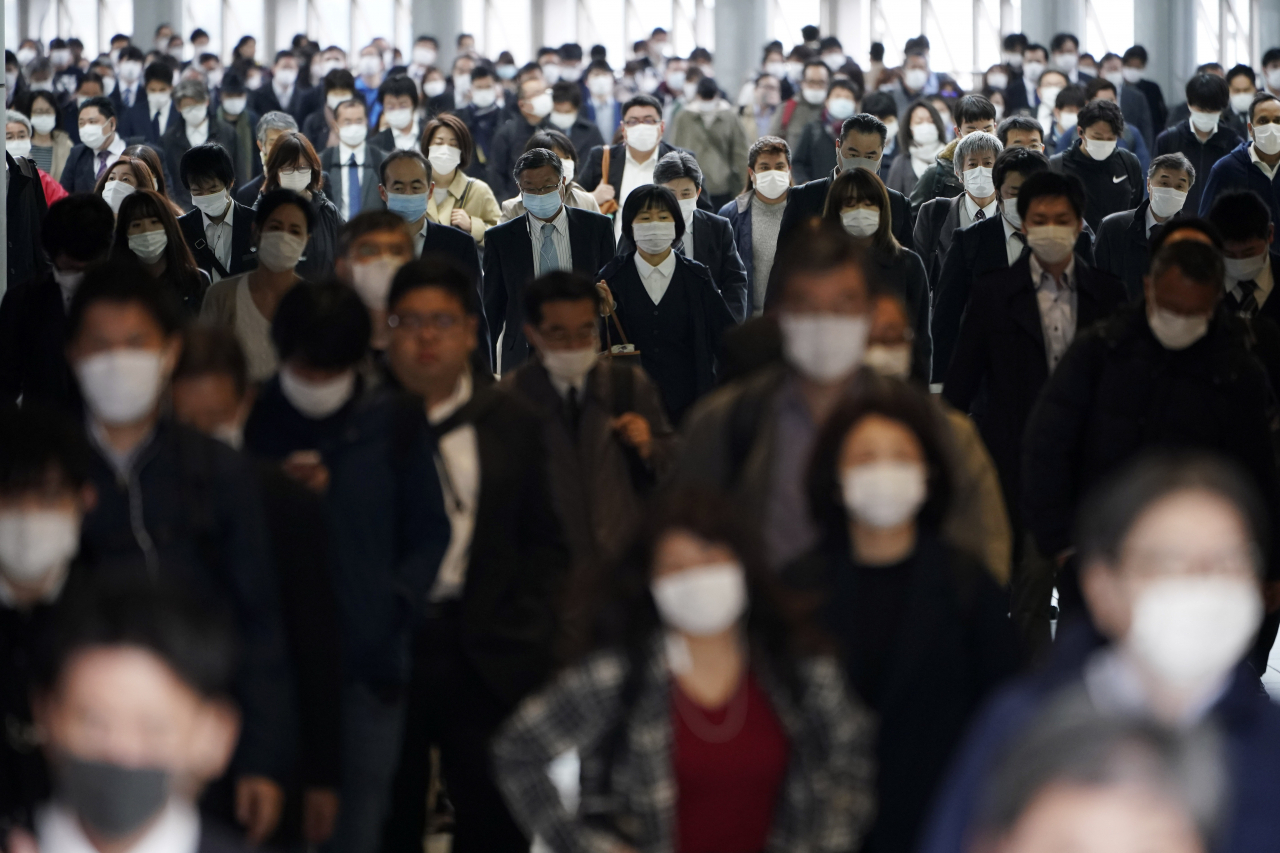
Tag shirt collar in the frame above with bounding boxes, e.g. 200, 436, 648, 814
338, 141, 366, 163
201, 198, 233, 229
634, 248, 677, 280
1249, 142, 1280, 180
546, 361, 590, 399
39, 800, 201, 853
87, 414, 155, 478
1029, 252, 1076, 292
1144, 204, 1159, 236
528, 204, 569, 236
963, 192, 999, 221
626, 145, 659, 168
1001, 213, 1019, 242
427, 370, 473, 425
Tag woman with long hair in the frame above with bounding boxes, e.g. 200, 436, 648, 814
261, 130, 342, 283
22, 90, 71, 181
122, 143, 186, 215
884, 99, 948, 198
111, 189, 209, 315
93, 155, 157, 216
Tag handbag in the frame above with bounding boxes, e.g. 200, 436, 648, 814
597, 146, 619, 215
601, 297, 642, 361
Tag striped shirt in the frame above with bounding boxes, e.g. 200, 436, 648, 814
527, 205, 572, 275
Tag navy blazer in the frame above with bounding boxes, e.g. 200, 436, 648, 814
1198, 141, 1280, 250
419, 220, 490, 369
111, 81, 151, 139
177, 201, 259, 281
59, 141, 126, 194
250, 83, 320, 126
482, 207, 617, 371
321, 143, 389, 219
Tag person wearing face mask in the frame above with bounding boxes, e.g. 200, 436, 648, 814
791, 79, 859, 185
1096, 153, 1196, 299
884, 100, 947, 198
495, 488, 875, 853
1208, 190, 1280, 321
159, 79, 236, 211
1050, 98, 1144, 231
300, 68, 359, 152
369, 74, 425, 153
583, 60, 621, 142
111, 190, 210, 316
483, 147, 615, 373
66, 259, 294, 847
909, 94, 997, 215
915, 130, 1004, 286
785, 379, 1018, 853
499, 130, 601, 222
25, 90, 72, 182
719, 136, 792, 317
0, 194, 113, 408
1197, 93, 1280, 245
501, 271, 675, 571
5, 50, 29, 109
211, 73, 261, 190
59, 96, 125, 194
487, 78, 560, 202
109, 47, 149, 138
767, 59, 832, 150
250, 50, 318, 126
456, 66, 507, 180
1225, 64, 1259, 129
1053, 79, 1153, 177
6, 110, 67, 207
257, 131, 341, 281
58, 73, 104, 146
1152, 75, 1241, 217
201, 190, 313, 382
924, 455, 1280, 853
319, 99, 388, 223
542, 81, 606, 170
128, 61, 178, 146
596, 185, 735, 424
420, 113, 503, 245
176, 143, 258, 283
669, 78, 749, 212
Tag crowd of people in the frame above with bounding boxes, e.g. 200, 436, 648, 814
3, 17, 1280, 853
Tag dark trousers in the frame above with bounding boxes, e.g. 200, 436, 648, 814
380, 607, 529, 853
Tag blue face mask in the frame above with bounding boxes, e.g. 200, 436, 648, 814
386, 191, 428, 222
523, 188, 563, 219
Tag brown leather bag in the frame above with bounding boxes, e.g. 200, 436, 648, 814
598, 146, 619, 215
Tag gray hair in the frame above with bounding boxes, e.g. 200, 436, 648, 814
1149, 151, 1196, 185
256, 110, 299, 147
172, 78, 209, 105
512, 147, 562, 181
953, 130, 1004, 176
5, 110, 32, 136
653, 150, 703, 190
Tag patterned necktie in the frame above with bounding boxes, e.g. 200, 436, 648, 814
348, 155, 361, 219
974, 207, 987, 222
124, 87, 134, 108
1235, 280, 1260, 317
95, 150, 110, 179
539, 221, 560, 274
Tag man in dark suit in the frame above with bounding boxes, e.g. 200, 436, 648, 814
1094, 152, 1195, 300
546, 79, 606, 163
234, 111, 300, 207
488, 76, 557, 202
320, 98, 387, 221
176, 143, 258, 283
249, 50, 319, 126
1154, 73, 1243, 215
1208, 189, 1280, 322
483, 148, 616, 373
578, 93, 684, 229
457, 66, 506, 181
1122, 45, 1168, 131
378, 257, 569, 853
369, 72, 425, 154
59, 96, 129, 194
4, 151, 48, 301
111, 46, 151, 138
162, 79, 238, 211
915, 130, 1004, 287
130, 61, 180, 146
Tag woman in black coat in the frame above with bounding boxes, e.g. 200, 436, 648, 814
260, 130, 343, 283
783, 377, 1020, 853
597, 184, 735, 425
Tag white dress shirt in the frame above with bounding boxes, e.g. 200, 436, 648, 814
338, 142, 366, 220
961, 193, 999, 228
1144, 204, 1159, 237
391, 127, 419, 150
428, 371, 480, 602
1250, 143, 1280, 181
677, 212, 695, 260
1002, 214, 1027, 265
1229, 252, 1275, 309
39, 801, 201, 853
528, 206, 573, 276
413, 218, 430, 258
1030, 253, 1078, 372
635, 248, 677, 304
273, 82, 295, 110
185, 117, 209, 147
151, 103, 171, 136
615, 146, 659, 238
202, 200, 234, 281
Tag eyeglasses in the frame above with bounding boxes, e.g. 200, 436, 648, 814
387, 312, 464, 333
622, 117, 660, 127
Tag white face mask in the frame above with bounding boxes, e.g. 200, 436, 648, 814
912, 121, 939, 146
1103, 71, 1125, 90
823, 53, 846, 72
76, 349, 166, 425
840, 154, 879, 174
258, 230, 307, 272
651, 562, 748, 636
863, 343, 913, 379
6, 138, 31, 159
801, 87, 826, 105
127, 230, 168, 263
427, 144, 462, 176
987, 72, 1009, 90
677, 197, 698, 222
351, 257, 403, 311
180, 104, 208, 128
1147, 304, 1210, 350
221, 96, 247, 116
118, 60, 142, 83
1189, 109, 1220, 134
278, 170, 311, 193
1085, 137, 1118, 161
963, 165, 995, 198
1230, 92, 1254, 114
1126, 576, 1262, 691
338, 123, 368, 147
279, 366, 356, 419
17, 48, 37, 65
626, 123, 660, 152
274, 67, 298, 87
146, 91, 171, 115
903, 67, 929, 91
527, 92, 554, 119
413, 46, 437, 67
326, 92, 352, 111
78, 123, 108, 150
632, 221, 676, 254
1148, 186, 1188, 219
191, 189, 230, 218
385, 107, 414, 130
423, 79, 447, 98
471, 87, 497, 109
1224, 252, 1268, 283
1002, 199, 1022, 229
31, 114, 57, 135
1122, 66, 1144, 84
1054, 51, 1078, 71
541, 345, 599, 385
1039, 85, 1063, 110
1023, 61, 1046, 84
841, 208, 880, 238
548, 110, 577, 130
1057, 110, 1079, 131
842, 460, 927, 528
779, 313, 869, 383
453, 74, 473, 96
1025, 225, 1077, 265
589, 75, 614, 97
0, 510, 80, 584
1253, 124, 1280, 156
753, 169, 789, 200
826, 97, 856, 120
561, 159, 575, 185
1268, 69, 1280, 91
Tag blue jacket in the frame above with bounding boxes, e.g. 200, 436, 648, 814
718, 191, 759, 315
918, 621, 1280, 853
1199, 141, 1280, 250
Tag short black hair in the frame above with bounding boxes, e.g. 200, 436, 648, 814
1149, 235, 1226, 289
523, 270, 602, 326
378, 73, 419, 107
118, 45, 144, 62
1016, 169, 1087, 222
273, 49, 296, 65
179, 142, 235, 190
954, 94, 997, 126
142, 61, 172, 87
1002, 33, 1029, 52
513, 147, 563, 181
379, 148, 431, 186
620, 184, 686, 246
174, 325, 249, 399
66, 256, 184, 343
1226, 64, 1256, 88
620, 93, 662, 119
551, 79, 582, 108
323, 68, 356, 93
255, 188, 316, 233
996, 115, 1044, 146
78, 95, 115, 122
1185, 72, 1230, 112
1263, 48, 1280, 68
42, 194, 114, 263
271, 280, 371, 369
1077, 97, 1125, 136
827, 79, 858, 100
1049, 33, 1079, 53
388, 256, 480, 316
0, 403, 91, 494
1122, 45, 1148, 65
470, 64, 495, 83
220, 70, 247, 96
992, 146, 1050, 192
525, 129, 577, 162
334, 97, 368, 122
1251, 92, 1280, 122
840, 113, 887, 146
652, 150, 702, 189
860, 92, 897, 121
1055, 85, 1088, 110
1207, 190, 1273, 244
1084, 77, 1116, 100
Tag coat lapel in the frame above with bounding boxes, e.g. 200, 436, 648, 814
1004, 255, 1046, 345
566, 209, 592, 274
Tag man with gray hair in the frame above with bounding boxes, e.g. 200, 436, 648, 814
1095, 151, 1197, 298
482, 147, 615, 372
161, 77, 236, 210
914, 129, 1004, 284
234, 109, 299, 205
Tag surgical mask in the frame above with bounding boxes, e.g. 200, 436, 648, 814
1054, 52, 1078, 71
903, 68, 929, 91
632, 221, 676, 254
863, 343, 912, 379
1148, 305, 1210, 350
29, 79, 53, 92
1126, 576, 1262, 691
1148, 187, 1188, 219
31, 114, 57, 134
963, 165, 995, 198
1122, 66, 1144, 84
1253, 124, 1280, 156
626, 123, 659, 152
338, 123, 368, 147
1002, 52, 1023, 69
523, 188, 563, 219
1039, 85, 1063, 109
50, 49, 71, 67
452, 74, 472, 96
202, 70, 218, 91
56, 756, 170, 841
326, 92, 352, 111
385, 107, 414, 130
1057, 110, 1079, 132
76, 349, 166, 425
665, 71, 686, 92
801, 87, 826, 105
1023, 61, 1046, 85
561, 159, 576, 184
117, 60, 142, 83
278, 170, 311, 192
527, 92, 554, 119
753, 169, 789, 200
4, 71, 16, 93
1224, 252, 1268, 283
221, 95, 247, 116
779, 313, 869, 382
548, 110, 577, 130
424, 79, 447, 98
147, 91, 170, 115
1268, 69, 1280, 91
1025, 225, 1076, 264
842, 460, 927, 527
52, 267, 84, 304
280, 366, 356, 419
258, 230, 307, 272
786, 61, 804, 81
17, 48, 37, 65
427, 144, 462, 177
589, 75, 614, 97
542, 64, 563, 84
677, 197, 697, 222
190, 189, 230, 219
1189, 109, 1220, 134
651, 562, 747, 636
1085, 137, 1117, 160
6, 138, 31, 159
827, 97, 855, 120
350, 55, 378, 78
386, 191, 428, 222
1002, 199, 1022, 229
78, 123, 107, 150
273, 67, 298, 87
351, 257, 402, 311
1231, 92, 1254, 114
497, 64, 517, 80
413, 46, 437, 67
0, 510, 79, 583
986, 71, 1008, 90
1103, 71, 1124, 90
912, 122, 939, 146
541, 345, 599, 385
841, 208, 880, 237
127, 230, 168, 263
823, 53, 845, 72
471, 87, 497, 109
180, 104, 207, 126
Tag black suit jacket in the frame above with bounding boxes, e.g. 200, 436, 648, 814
321, 143, 388, 218
941, 253, 1126, 525
59, 142, 108, 194
420, 221, 490, 368
776, 171, 914, 251
913, 193, 967, 288
482, 207, 616, 371
162, 115, 240, 210
235, 173, 265, 206
5, 154, 48, 292
0, 271, 72, 408
370, 122, 425, 154
1135, 78, 1168, 131
177, 202, 259, 280
250, 83, 320, 126
111, 82, 152, 139
578, 140, 687, 202
1093, 199, 1174, 302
